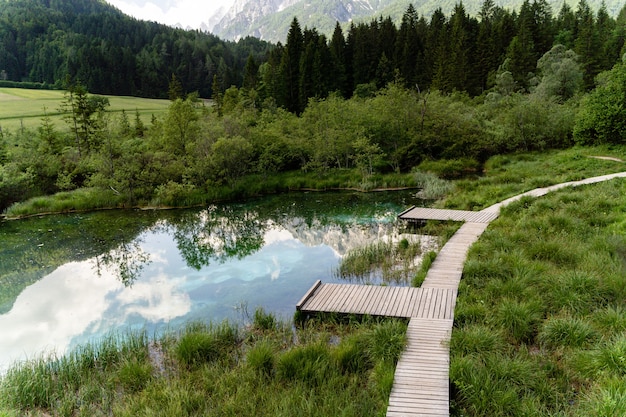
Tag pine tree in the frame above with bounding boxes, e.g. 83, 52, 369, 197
329, 22, 348, 97
575, 0, 602, 90
395, 4, 423, 88
279, 18, 304, 113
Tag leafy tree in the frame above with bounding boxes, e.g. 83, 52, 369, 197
162, 97, 200, 155
534, 44, 583, 101
210, 136, 254, 188
352, 136, 385, 180
574, 58, 626, 144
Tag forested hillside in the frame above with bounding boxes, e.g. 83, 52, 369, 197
255, 0, 626, 113
0, 0, 271, 97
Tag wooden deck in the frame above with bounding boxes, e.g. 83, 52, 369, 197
297, 283, 457, 320
398, 207, 498, 223
295, 171, 626, 416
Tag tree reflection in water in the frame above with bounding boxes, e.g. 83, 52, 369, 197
93, 239, 151, 287
167, 205, 266, 270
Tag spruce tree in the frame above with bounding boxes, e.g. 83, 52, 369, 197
279, 18, 304, 113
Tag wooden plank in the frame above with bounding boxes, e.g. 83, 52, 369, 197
296, 280, 322, 310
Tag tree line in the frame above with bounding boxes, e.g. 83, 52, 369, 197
0, 0, 271, 98
251, 0, 625, 114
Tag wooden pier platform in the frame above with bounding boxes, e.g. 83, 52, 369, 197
297, 283, 457, 320
398, 207, 498, 223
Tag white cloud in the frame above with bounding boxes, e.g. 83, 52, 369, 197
106, 0, 236, 28
0, 260, 190, 372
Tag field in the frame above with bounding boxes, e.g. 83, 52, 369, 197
0, 88, 171, 132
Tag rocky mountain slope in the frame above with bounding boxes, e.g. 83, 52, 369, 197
209, 0, 624, 42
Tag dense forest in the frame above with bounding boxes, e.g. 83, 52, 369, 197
259, 0, 626, 113
1, 0, 626, 213
0, 0, 271, 97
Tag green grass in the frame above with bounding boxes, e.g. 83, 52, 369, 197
0, 318, 407, 417
0, 87, 170, 132
450, 173, 626, 416
441, 146, 626, 210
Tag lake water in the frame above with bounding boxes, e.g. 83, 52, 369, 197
0, 190, 429, 371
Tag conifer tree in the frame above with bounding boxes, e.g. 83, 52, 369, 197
575, 0, 601, 90
329, 22, 348, 96
279, 18, 304, 113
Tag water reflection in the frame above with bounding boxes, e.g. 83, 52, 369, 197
168, 206, 266, 270
0, 191, 428, 371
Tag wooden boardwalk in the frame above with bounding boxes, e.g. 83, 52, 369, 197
295, 171, 626, 416
398, 207, 498, 223
297, 283, 457, 320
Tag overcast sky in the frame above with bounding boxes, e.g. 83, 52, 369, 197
106, 0, 235, 28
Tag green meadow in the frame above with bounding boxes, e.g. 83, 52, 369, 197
0, 88, 170, 132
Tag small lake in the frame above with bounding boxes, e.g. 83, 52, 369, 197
0, 190, 429, 371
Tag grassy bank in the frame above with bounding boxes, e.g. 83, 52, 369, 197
3, 169, 425, 219
0, 312, 407, 417
448, 172, 626, 415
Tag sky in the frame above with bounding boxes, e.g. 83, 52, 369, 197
105, 0, 236, 29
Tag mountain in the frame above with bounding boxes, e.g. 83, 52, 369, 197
210, 0, 626, 43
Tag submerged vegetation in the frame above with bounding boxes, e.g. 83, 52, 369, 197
334, 238, 424, 284
0, 315, 407, 417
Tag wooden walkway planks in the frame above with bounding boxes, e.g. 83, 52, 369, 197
386, 318, 453, 417
297, 285, 456, 320
421, 222, 489, 289
398, 207, 499, 223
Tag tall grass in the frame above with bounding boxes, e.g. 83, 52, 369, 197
450, 174, 626, 416
0, 318, 407, 416
335, 238, 422, 284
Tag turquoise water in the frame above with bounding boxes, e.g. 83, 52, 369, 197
0, 190, 424, 370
